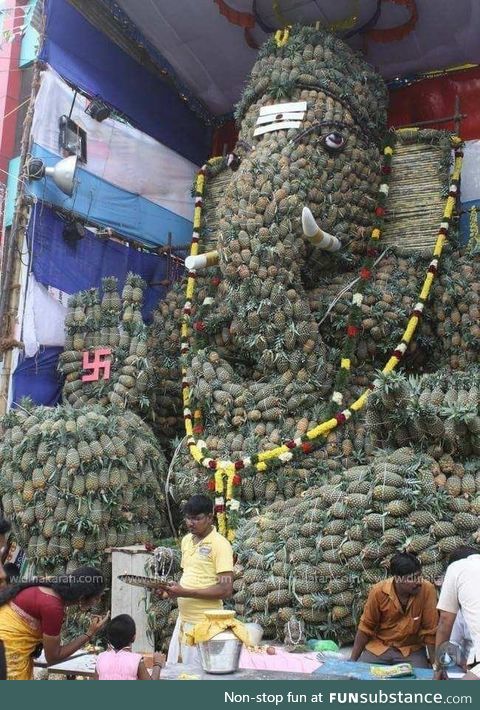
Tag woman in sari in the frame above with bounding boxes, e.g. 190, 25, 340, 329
0, 565, 108, 680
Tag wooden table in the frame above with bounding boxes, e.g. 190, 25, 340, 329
46, 653, 97, 679
34, 648, 89, 670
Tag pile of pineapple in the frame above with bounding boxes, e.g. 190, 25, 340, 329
232, 445, 480, 644
0, 401, 167, 575
61, 273, 151, 412
0, 273, 170, 577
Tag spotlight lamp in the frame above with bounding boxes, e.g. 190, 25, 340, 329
85, 98, 111, 122
26, 155, 78, 197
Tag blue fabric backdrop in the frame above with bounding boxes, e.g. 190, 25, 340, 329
39, 0, 211, 166
28, 203, 184, 320
27, 144, 193, 249
12, 347, 64, 408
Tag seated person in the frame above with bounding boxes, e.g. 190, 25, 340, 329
435, 545, 480, 679
350, 552, 437, 668
450, 609, 474, 669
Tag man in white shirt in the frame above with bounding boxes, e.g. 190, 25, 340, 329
435, 546, 480, 679
450, 609, 474, 668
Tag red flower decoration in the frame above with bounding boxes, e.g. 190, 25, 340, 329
375, 207, 385, 217
211, 276, 221, 286
193, 321, 206, 332
214, 505, 225, 514
232, 474, 242, 486
207, 479, 216, 491
360, 267, 372, 280
302, 442, 313, 454
234, 460, 244, 470
381, 166, 391, 175
208, 460, 217, 470
285, 440, 296, 449
347, 325, 359, 337
366, 248, 378, 258
335, 412, 347, 425
193, 424, 203, 434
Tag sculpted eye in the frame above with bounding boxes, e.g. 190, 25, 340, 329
323, 132, 345, 152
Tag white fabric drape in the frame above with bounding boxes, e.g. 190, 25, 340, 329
23, 274, 67, 357
31, 68, 197, 221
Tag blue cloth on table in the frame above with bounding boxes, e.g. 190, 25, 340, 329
313, 658, 434, 680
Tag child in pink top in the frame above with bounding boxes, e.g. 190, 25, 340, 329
95, 614, 165, 680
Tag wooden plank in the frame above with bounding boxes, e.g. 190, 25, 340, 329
111, 546, 154, 654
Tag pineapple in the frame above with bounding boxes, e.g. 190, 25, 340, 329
430, 521, 457, 538
453, 512, 478, 531
408, 510, 437, 527
71, 475, 85, 497
386, 500, 412, 517
437, 536, 465, 554
66, 448, 81, 471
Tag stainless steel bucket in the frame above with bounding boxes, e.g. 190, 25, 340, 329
198, 630, 242, 674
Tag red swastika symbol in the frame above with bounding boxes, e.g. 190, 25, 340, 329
82, 348, 112, 382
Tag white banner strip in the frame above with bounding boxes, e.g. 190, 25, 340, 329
254, 121, 302, 136
259, 101, 307, 116
256, 111, 305, 126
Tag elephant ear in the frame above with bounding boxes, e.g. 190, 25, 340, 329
380, 129, 456, 256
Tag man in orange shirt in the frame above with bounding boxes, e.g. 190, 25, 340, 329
350, 552, 437, 668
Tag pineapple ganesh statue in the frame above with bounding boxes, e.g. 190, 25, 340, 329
154, 25, 480, 644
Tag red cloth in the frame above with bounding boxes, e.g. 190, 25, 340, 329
14, 587, 65, 636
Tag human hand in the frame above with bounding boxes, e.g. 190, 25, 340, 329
161, 581, 184, 599
153, 652, 166, 668
87, 611, 110, 638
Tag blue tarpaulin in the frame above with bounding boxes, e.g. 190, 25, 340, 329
27, 144, 193, 249
11, 347, 64, 408
28, 203, 184, 320
39, 0, 211, 166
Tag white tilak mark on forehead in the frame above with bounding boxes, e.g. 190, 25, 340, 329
254, 101, 307, 137
259, 101, 307, 116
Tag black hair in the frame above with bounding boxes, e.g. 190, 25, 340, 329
183, 494, 213, 517
0, 518, 11, 536
0, 641, 6, 681
448, 546, 479, 564
2, 563, 20, 584
0, 565, 104, 607
389, 552, 421, 578
106, 614, 136, 650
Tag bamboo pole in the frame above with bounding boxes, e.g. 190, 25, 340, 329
0, 60, 42, 414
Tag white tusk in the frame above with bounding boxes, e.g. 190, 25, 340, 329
302, 206, 341, 252
185, 251, 219, 271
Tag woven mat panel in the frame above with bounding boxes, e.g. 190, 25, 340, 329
202, 169, 232, 250
382, 143, 446, 252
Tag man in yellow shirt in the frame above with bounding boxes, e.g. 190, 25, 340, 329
162, 495, 233, 667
